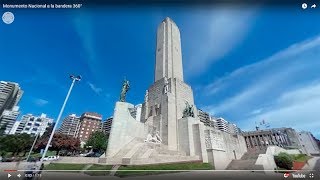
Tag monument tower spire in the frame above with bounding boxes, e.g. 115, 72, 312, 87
155, 17, 184, 82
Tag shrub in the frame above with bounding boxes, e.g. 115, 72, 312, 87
274, 152, 293, 170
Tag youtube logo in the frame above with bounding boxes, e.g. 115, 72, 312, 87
284, 173, 290, 178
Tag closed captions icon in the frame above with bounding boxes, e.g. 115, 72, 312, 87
302, 3, 308, 9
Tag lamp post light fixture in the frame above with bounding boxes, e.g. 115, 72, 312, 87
39, 75, 81, 166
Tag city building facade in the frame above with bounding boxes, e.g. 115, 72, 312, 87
241, 128, 299, 150
59, 114, 81, 137
129, 104, 142, 122
78, 112, 102, 143
197, 109, 211, 126
0, 81, 23, 115
0, 106, 20, 134
102, 117, 113, 136
13, 113, 53, 136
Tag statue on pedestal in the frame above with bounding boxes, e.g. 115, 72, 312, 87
120, 78, 130, 102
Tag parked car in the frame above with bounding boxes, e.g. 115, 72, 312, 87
85, 152, 103, 157
43, 156, 59, 161
1, 157, 15, 162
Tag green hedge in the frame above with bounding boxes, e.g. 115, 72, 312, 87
274, 152, 293, 170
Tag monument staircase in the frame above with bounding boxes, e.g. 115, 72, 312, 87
105, 137, 201, 165
226, 148, 266, 171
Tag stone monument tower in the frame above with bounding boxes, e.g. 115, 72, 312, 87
141, 17, 198, 151
105, 17, 211, 165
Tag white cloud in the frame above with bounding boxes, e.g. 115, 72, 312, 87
34, 98, 49, 106
240, 82, 320, 137
250, 109, 263, 115
204, 35, 320, 116
200, 35, 320, 137
184, 6, 259, 77
87, 82, 103, 94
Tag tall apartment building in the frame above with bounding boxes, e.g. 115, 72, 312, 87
78, 112, 102, 143
214, 117, 240, 134
216, 117, 230, 133
129, 104, 142, 122
0, 81, 23, 133
228, 123, 239, 134
13, 113, 53, 136
210, 117, 218, 129
197, 109, 211, 126
102, 117, 113, 136
59, 114, 80, 137
0, 81, 23, 115
0, 106, 20, 134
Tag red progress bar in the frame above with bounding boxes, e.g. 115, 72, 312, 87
4, 170, 17, 172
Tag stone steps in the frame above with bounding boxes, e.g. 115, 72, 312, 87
122, 143, 145, 164
141, 149, 154, 159
106, 137, 199, 165
131, 155, 201, 165
113, 138, 143, 158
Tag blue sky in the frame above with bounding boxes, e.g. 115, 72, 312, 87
1, 5, 320, 138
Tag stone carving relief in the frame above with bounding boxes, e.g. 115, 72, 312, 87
163, 77, 169, 94
144, 130, 162, 144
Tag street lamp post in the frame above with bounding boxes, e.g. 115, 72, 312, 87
39, 75, 81, 166
26, 131, 40, 161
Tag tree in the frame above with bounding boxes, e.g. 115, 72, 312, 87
85, 131, 108, 153
0, 122, 8, 136
35, 133, 80, 155
0, 133, 33, 156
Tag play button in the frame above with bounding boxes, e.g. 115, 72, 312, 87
8, 173, 11, 178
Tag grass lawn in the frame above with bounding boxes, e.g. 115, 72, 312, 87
29, 151, 57, 158
84, 164, 113, 176
44, 163, 87, 172
115, 162, 213, 177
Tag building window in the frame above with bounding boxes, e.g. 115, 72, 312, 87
80, 135, 82, 137
89, 121, 91, 124
82, 128, 84, 130
88, 125, 90, 127
87, 129, 89, 131
80, 131, 83, 134
92, 129, 94, 131
85, 136, 87, 138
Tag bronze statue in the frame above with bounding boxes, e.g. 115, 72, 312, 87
120, 78, 130, 102
182, 101, 194, 118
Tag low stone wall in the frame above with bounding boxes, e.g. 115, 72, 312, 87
55, 157, 99, 164
255, 146, 302, 173
205, 127, 248, 170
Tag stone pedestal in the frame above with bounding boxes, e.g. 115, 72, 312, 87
106, 102, 145, 158
178, 117, 208, 163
